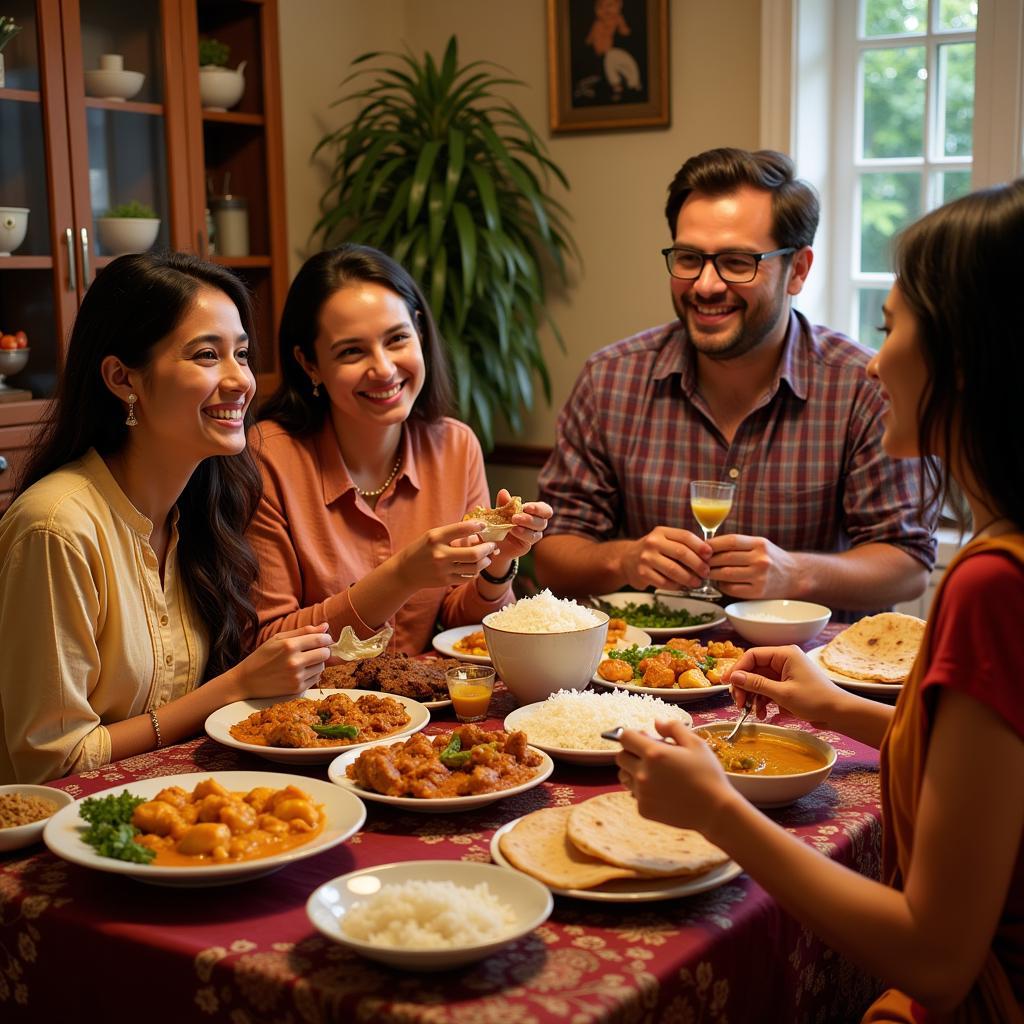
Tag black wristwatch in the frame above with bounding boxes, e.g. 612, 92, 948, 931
480, 557, 518, 586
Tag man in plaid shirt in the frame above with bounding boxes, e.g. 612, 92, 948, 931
535, 148, 936, 614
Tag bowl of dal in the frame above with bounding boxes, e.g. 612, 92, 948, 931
483, 590, 609, 706
723, 599, 831, 646
695, 722, 836, 808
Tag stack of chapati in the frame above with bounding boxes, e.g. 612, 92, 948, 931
819, 612, 925, 684
499, 791, 728, 891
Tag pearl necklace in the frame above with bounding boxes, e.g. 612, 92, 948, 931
355, 455, 402, 498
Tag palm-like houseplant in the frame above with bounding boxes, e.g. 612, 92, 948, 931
313, 37, 576, 448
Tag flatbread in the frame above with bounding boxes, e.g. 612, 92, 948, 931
499, 806, 639, 890
820, 612, 925, 683
464, 496, 522, 542
566, 791, 730, 878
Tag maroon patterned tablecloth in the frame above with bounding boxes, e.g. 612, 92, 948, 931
1, 625, 886, 1023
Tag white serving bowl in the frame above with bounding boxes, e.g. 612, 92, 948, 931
0, 207, 29, 255
306, 860, 553, 970
0, 784, 75, 853
696, 721, 836, 808
724, 599, 831, 646
199, 64, 246, 110
84, 68, 145, 100
95, 217, 161, 256
482, 609, 609, 706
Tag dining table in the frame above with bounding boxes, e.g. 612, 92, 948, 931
0, 622, 889, 1023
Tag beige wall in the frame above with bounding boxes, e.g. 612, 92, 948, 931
278, 0, 762, 454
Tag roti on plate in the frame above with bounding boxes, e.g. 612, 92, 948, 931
566, 791, 729, 878
499, 805, 639, 890
820, 612, 925, 683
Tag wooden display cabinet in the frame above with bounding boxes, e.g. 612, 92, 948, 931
0, 0, 286, 509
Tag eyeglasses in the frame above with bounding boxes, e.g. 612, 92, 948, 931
661, 246, 797, 284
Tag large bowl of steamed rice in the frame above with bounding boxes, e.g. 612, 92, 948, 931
483, 590, 610, 705
306, 859, 552, 970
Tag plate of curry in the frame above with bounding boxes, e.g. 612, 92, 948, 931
205, 689, 430, 765
695, 722, 837, 808
328, 725, 554, 812
43, 771, 366, 886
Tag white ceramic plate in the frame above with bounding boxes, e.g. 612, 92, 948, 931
433, 623, 652, 668
502, 702, 692, 766
43, 771, 366, 887
592, 592, 726, 640
306, 859, 553, 970
328, 737, 554, 813
204, 689, 430, 765
590, 675, 730, 704
806, 646, 903, 696
490, 818, 743, 902
0, 784, 75, 853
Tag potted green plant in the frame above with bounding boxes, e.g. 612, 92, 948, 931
198, 36, 246, 110
313, 36, 577, 449
0, 16, 22, 89
96, 200, 161, 256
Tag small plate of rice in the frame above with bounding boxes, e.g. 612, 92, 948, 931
306, 859, 552, 970
504, 689, 693, 765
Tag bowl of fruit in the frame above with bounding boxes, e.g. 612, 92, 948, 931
0, 330, 29, 389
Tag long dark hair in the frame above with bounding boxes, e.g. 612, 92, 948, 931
258, 244, 452, 435
664, 148, 820, 250
17, 251, 262, 678
894, 178, 1024, 531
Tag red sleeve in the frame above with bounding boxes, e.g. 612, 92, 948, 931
920, 552, 1024, 740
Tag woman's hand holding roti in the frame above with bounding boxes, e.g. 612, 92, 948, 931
616, 720, 736, 836
725, 646, 844, 729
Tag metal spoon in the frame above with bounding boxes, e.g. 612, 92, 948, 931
600, 727, 674, 745
723, 701, 752, 743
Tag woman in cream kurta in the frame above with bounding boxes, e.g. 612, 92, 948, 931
616, 181, 1024, 1021
0, 253, 334, 784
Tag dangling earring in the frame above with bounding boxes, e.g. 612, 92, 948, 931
312, 380, 320, 398
125, 393, 138, 427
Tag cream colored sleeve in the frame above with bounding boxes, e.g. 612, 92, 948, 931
0, 527, 111, 783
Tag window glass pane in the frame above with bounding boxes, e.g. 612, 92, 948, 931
857, 288, 890, 351
938, 0, 977, 31
940, 169, 971, 203
862, 46, 926, 158
860, 172, 922, 272
862, 0, 927, 36
938, 42, 974, 156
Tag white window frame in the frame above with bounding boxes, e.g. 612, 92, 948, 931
760, 0, 1024, 334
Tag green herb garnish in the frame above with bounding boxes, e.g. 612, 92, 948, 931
79, 792, 155, 864
596, 598, 716, 629
311, 723, 359, 740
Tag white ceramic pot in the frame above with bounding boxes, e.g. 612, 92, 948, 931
199, 61, 247, 110
95, 217, 161, 256
0, 207, 29, 255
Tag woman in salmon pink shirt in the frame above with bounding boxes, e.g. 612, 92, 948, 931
249, 244, 552, 654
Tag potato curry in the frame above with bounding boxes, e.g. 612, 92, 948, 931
131, 778, 324, 866
346, 725, 543, 799
701, 732, 828, 775
597, 638, 744, 689
230, 692, 409, 749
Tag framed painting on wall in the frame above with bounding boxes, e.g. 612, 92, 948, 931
546, 0, 669, 133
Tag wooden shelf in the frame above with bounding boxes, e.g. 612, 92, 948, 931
0, 256, 53, 270
212, 255, 271, 268
84, 97, 164, 116
0, 88, 42, 104
203, 110, 264, 126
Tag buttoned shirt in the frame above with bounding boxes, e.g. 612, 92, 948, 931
538, 313, 937, 603
0, 450, 207, 783
248, 416, 514, 655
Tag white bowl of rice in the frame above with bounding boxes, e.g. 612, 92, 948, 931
306, 860, 552, 970
483, 590, 610, 706
504, 689, 693, 765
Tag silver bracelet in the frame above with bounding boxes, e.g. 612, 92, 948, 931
149, 709, 163, 749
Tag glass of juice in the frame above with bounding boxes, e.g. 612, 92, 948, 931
445, 665, 496, 722
688, 479, 736, 599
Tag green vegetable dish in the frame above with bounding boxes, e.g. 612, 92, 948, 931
595, 597, 718, 630
79, 792, 154, 864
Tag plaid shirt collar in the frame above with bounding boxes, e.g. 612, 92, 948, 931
662, 310, 811, 404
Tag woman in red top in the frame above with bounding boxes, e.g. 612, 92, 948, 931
250, 245, 552, 654
617, 182, 1024, 1021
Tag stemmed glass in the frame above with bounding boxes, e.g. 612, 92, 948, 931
688, 480, 736, 599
